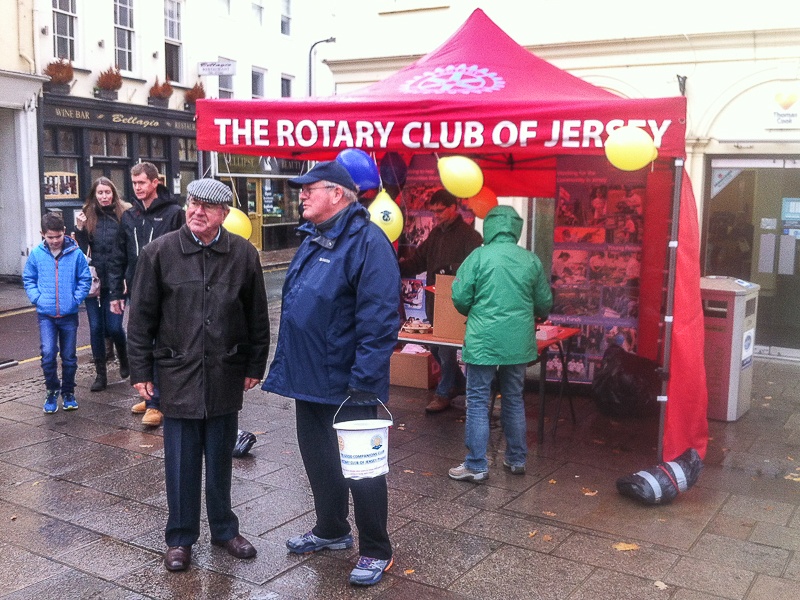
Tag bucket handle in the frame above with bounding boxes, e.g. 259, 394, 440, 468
333, 394, 394, 427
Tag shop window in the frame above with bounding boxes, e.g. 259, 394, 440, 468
281, 76, 292, 98
178, 167, 196, 201
43, 126, 80, 200
164, 0, 182, 82
178, 137, 197, 161
42, 128, 55, 154
52, 0, 77, 60
89, 131, 129, 157
138, 134, 168, 174
114, 0, 135, 71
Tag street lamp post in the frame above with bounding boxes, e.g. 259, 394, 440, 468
308, 36, 336, 96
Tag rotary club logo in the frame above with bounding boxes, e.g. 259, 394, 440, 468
402, 64, 505, 95
338, 435, 345, 451
371, 435, 384, 450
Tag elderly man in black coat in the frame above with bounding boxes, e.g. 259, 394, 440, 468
127, 178, 270, 572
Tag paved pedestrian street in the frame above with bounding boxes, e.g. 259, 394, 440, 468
1, 339, 800, 598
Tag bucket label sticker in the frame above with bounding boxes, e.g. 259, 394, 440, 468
338, 435, 345, 451
370, 435, 384, 450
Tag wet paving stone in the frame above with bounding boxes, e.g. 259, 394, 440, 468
664, 556, 755, 599
0, 543, 69, 595
73, 498, 167, 541
0, 568, 147, 599
457, 509, 570, 553
0, 499, 101, 556
116, 559, 272, 600
390, 520, 497, 588
569, 567, 672, 600
0, 419, 62, 452
0, 476, 122, 520
551, 531, 678, 579
450, 544, 593, 599
56, 537, 161, 580
689, 532, 789, 576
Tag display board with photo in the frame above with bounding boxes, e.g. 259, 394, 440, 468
548, 156, 647, 384
398, 154, 477, 322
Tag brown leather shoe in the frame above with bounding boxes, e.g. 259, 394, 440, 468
425, 394, 451, 413
211, 534, 257, 559
164, 545, 191, 571
142, 408, 163, 427
131, 400, 146, 414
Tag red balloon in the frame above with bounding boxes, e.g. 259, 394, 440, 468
467, 187, 498, 219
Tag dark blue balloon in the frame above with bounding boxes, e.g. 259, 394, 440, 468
380, 152, 407, 186
336, 149, 380, 191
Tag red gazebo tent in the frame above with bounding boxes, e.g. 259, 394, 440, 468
196, 8, 708, 462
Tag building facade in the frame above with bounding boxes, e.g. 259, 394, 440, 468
1, 0, 327, 278
321, 0, 800, 357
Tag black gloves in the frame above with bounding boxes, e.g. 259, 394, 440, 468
347, 387, 380, 405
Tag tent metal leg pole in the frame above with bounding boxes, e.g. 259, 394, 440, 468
657, 158, 685, 461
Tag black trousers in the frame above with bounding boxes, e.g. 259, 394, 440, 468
163, 412, 239, 547
296, 400, 392, 560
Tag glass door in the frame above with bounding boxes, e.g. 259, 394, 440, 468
705, 158, 800, 358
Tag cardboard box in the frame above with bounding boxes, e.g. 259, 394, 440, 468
433, 274, 466, 340
390, 349, 437, 389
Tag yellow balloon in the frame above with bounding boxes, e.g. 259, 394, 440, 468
437, 156, 483, 198
223, 206, 253, 239
368, 191, 404, 242
604, 126, 657, 171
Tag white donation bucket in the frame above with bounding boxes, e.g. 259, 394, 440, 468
332, 398, 393, 480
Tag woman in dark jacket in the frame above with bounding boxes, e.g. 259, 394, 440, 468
74, 177, 131, 391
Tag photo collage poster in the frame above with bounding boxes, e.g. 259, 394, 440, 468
398, 154, 476, 322
549, 155, 647, 384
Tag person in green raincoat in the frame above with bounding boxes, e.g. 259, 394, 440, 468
447, 205, 553, 482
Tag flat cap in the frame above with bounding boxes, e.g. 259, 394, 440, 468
288, 161, 358, 192
187, 178, 233, 205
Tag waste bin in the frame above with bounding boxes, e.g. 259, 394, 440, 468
700, 276, 760, 421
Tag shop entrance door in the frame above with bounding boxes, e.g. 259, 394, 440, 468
705, 158, 800, 358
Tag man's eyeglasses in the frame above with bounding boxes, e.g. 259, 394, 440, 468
300, 184, 337, 195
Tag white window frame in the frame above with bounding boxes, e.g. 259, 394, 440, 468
52, 0, 77, 60
252, 68, 265, 99
280, 0, 291, 35
114, 0, 134, 72
281, 75, 293, 98
251, 1, 264, 26
164, 0, 182, 83
219, 58, 235, 98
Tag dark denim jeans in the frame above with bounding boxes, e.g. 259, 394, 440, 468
85, 289, 127, 361
37, 313, 79, 394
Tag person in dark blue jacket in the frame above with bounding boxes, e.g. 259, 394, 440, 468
23, 212, 92, 413
263, 161, 400, 587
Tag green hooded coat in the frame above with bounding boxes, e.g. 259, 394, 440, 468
452, 206, 553, 365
